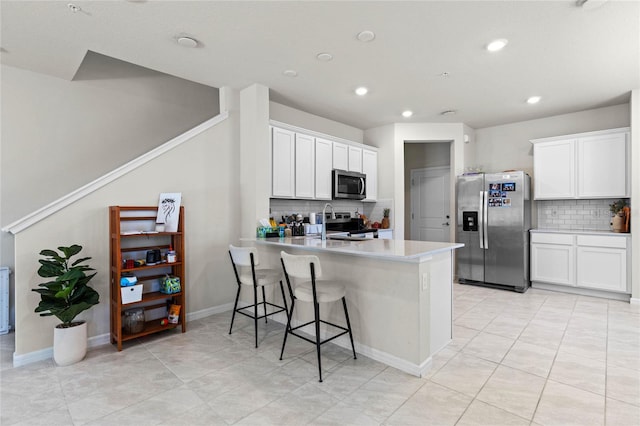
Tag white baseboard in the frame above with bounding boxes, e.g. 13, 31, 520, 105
531, 282, 631, 302
630, 298, 640, 305
13, 332, 111, 367
269, 312, 432, 377
13, 302, 236, 368
187, 302, 235, 321
13, 347, 52, 367
12, 300, 434, 377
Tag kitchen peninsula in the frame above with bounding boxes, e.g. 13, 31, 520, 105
248, 236, 463, 377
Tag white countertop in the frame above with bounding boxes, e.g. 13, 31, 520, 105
530, 229, 631, 237
252, 236, 464, 262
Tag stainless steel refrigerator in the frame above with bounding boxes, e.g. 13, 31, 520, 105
456, 171, 531, 292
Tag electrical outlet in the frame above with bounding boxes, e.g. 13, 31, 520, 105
551, 208, 558, 217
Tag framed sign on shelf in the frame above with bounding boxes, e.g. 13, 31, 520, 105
156, 193, 182, 232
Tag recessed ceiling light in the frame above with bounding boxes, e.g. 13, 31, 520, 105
357, 30, 376, 42
316, 52, 333, 62
67, 3, 81, 13
487, 38, 508, 52
527, 96, 541, 104
402, 110, 413, 118
355, 87, 368, 96
440, 72, 451, 78
176, 36, 198, 48
441, 110, 457, 116
283, 70, 298, 77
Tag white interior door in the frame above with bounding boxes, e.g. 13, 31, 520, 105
411, 167, 450, 242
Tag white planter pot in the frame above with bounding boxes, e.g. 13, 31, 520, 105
53, 321, 87, 366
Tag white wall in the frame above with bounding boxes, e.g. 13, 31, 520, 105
474, 103, 631, 229
1, 64, 220, 227
631, 90, 639, 302
1, 64, 219, 329
270, 101, 364, 144
363, 124, 396, 199
241, 85, 271, 238
13, 115, 239, 356
474, 103, 630, 176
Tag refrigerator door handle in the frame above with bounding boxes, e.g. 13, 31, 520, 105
483, 190, 489, 249
478, 191, 485, 249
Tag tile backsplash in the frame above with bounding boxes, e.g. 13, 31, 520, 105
536, 199, 624, 231
269, 198, 394, 227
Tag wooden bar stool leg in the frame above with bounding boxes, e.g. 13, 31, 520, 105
342, 297, 357, 359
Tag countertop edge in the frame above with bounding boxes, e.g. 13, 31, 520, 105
245, 237, 464, 263
530, 229, 631, 237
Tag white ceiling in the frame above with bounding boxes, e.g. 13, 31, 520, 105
1, 0, 638, 130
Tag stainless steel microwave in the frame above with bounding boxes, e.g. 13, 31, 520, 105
332, 169, 366, 200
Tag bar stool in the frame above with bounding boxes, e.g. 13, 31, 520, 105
279, 251, 357, 382
228, 245, 288, 348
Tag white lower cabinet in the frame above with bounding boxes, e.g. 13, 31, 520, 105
531, 233, 574, 286
576, 235, 627, 292
531, 231, 629, 295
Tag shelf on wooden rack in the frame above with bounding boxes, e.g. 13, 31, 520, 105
121, 320, 182, 341
120, 262, 182, 273
119, 231, 182, 237
120, 291, 183, 307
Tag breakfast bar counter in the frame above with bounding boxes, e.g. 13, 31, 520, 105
247, 236, 464, 377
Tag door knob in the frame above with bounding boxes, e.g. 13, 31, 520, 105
442, 222, 450, 226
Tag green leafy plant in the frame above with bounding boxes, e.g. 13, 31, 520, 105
32, 245, 99, 328
609, 199, 628, 215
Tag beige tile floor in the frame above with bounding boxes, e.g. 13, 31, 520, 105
1, 284, 639, 425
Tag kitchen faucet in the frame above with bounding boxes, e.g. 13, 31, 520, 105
321, 203, 335, 240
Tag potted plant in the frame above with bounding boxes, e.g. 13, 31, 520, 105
609, 199, 630, 233
381, 208, 390, 229
32, 244, 99, 366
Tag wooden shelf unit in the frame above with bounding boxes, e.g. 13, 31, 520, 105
109, 206, 186, 350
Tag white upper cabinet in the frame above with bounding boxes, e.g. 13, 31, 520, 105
295, 133, 315, 199
271, 127, 295, 198
533, 139, 575, 199
315, 138, 333, 200
362, 149, 378, 201
270, 122, 378, 201
348, 146, 363, 173
333, 142, 349, 170
531, 128, 629, 200
578, 132, 628, 198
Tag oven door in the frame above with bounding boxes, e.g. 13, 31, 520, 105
333, 170, 366, 200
